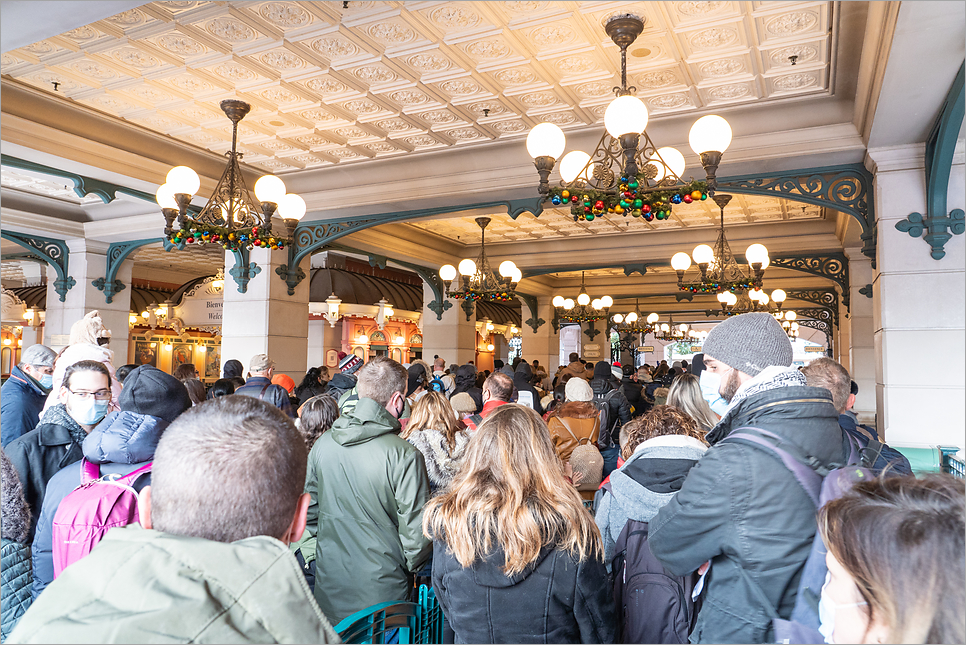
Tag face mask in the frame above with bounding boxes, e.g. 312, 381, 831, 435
818, 572, 868, 644
39, 373, 53, 390
69, 396, 109, 426
699, 370, 730, 416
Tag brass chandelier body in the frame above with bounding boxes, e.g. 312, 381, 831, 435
439, 218, 520, 302
553, 272, 612, 323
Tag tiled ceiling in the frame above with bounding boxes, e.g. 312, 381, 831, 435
406, 193, 824, 244
1, 167, 104, 204
2, 1, 833, 174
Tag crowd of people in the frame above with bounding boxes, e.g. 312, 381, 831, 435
0, 310, 962, 644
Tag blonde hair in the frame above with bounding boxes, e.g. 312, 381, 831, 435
667, 373, 719, 431
423, 404, 601, 576
401, 391, 461, 450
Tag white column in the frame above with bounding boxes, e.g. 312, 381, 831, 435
845, 248, 876, 424
221, 249, 310, 383
307, 318, 345, 369
420, 284, 476, 365
521, 297, 560, 373
870, 147, 965, 447
836, 294, 852, 372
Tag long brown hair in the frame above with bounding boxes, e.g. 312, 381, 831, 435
423, 404, 602, 576
401, 391, 461, 450
819, 474, 965, 644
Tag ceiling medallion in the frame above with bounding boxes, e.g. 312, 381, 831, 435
526, 14, 732, 223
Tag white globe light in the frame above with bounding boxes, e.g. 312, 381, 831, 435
499, 260, 517, 278
601, 296, 613, 308
254, 175, 286, 204
613, 314, 624, 323
661, 323, 670, 332
680, 323, 689, 333
358, 334, 368, 344
439, 264, 457, 281
785, 310, 797, 321
604, 95, 649, 138
626, 312, 638, 322
689, 114, 733, 155
559, 150, 592, 183
165, 166, 200, 195
564, 298, 575, 310
749, 288, 764, 302
552, 295, 565, 307
692, 244, 715, 265
577, 292, 590, 306
155, 183, 177, 209
648, 146, 686, 181
647, 312, 659, 323
591, 298, 602, 309
671, 252, 692, 271
486, 343, 494, 351
791, 322, 799, 330
458, 259, 477, 276
717, 291, 730, 303
526, 122, 566, 159
278, 193, 306, 220
771, 289, 787, 303
745, 243, 769, 267
510, 267, 523, 282
758, 293, 769, 306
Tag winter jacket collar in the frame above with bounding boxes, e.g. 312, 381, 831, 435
8, 365, 45, 396
724, 365, 805, 414
632, 434, 709, 455
612, 438, 706, 522
405, 427, 468, 489
328, 397, 400, 446
471, 543, 554, 587
82, 411, 170, 465
479, 398, 509, 417
36, 404, 86, 447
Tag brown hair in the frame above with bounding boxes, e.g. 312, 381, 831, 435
667, 373, 719, 431
151, 396, 307, 543
819, 474, 965, 644
801, 357, 851, 412
423, 404, 601, 576
357, 356, 408, 407
298, 394, 339, 451
173, 363, 198, 382
402, 391, 461, 450
620, 405, 706, 460
62, 360, 110, 391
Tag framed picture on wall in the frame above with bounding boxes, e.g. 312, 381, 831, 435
172, 344, 193, 371
205, 345, 221, 379
135, 341, 158, 367
326, 349, 339, 368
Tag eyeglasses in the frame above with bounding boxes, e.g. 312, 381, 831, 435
67, 388, 112, 401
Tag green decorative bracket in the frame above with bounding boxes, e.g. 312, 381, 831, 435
91, 277, 125, 301
895, 63, 965, 260
526, 315, 547, 333
674, 292, 695, 303
96, 237, 186, 303
797, 307, 837, 331
460, 298, 475, 322
428, 299, 454, 319
231, 247, 261, 293
273, 263, 302, 295
799, 318, 833, 345
0, 230, 75, 301
770, 253, 850, 309
522, 262, 648, 280
515, 293, 545, 333
858, 284, 873, 298
583, 321, 601, 341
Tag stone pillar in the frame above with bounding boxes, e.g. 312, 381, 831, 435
221, 249, 309, 383
43, 240, 133, 359
870, 147, 965, 447
307, 318, 344, 369
521, 297, 559, 374
845, 248, 876, 424
20, 325, 43, 349
420, 285, 476, 365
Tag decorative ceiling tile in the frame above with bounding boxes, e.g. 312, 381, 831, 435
427, 4, 483, 31
352, 64, 398, 85
80, 93, 140, 114
696, 57, 745, 79
342, 98, 383, 115
528, 23, 577, 49
463, 37, 512, 61
67, 59, 118, 81
764, 11, 820, 38
646, 93, 693, 111
301, 76, 349, 96
540, 112, 578, 125
105, 9, 149, 28
674, 1, 731, 20
489, 120, 527, 133
467, 100, 508, 116
365, 141, 398, 153
375, 117, 414, 132
125, 84, 178, 104
326, 148, 362, 159
442, 127, 484, 140
574, 81, 614, 98
204, 17, 258, 43
61, 25, 102, 43
110, 47, 163, 70
153, 33, 208, 56
257, 2, 317, 30
405, 134, 439, 147
415, 109, 459, 124
209, 61, 259, 82
366, 20, 417, 46
519, 91, 562, 108
707, 82, 752, 100
436, 79, 484, 96
299, 107, 339, 125
389, 89, 433, 106
404, 51, 454, 74
335, 125, 371, 139
257, 48, 309, 71
553, 55, 599, 76
635, 69, 681, 90
308, 35, 360, 59
687, 26, 740, 51
259, 86, 302, 104
295, 133, 330, 146
162, 73, 216, 94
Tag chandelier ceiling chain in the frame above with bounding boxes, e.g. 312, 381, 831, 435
439, 217, 521, 303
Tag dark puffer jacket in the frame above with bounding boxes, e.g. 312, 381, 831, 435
513, 363, 544, 415
322, 372, 357, 403
432, 541, 616, 644
648, 383, 849, 643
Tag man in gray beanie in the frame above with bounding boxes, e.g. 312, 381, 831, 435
648, 312, 848, 644
1, 344, 56, 448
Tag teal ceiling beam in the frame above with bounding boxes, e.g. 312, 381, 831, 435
0, 231, 75, 301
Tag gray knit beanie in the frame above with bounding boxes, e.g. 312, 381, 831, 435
701, 312, 793, 376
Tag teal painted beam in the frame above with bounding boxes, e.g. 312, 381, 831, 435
0, 231, 75, 301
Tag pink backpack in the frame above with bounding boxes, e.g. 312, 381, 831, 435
51, 459, 152, 578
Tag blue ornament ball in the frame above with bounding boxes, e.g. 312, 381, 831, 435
671, 194, 682, 204
551, 196, 561, 205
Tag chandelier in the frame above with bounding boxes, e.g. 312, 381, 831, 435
612, 300, 658, 334
156, 100, 306, 252
650, 314, 695, 342
439, 218, 521, 302
670, 194, 770, 294
716, 288, 786, 315
552, 272, 613, 323
525, 15, 732, 223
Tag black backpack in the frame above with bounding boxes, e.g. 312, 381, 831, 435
591, 388, 619, 443
843, 423, 912, 475
611, 513, 699, 644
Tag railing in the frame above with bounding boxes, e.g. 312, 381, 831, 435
941, 447, 965, 478
335, 584, 443, 644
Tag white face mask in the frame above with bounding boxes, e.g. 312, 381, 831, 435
818, 572, 868, 644
699, 370, 729, 416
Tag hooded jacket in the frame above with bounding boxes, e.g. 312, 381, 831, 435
547, 401, 600, 462
323, 371, 357, 402
8, 529, 339, 644
305, 397, 432, 624
648, 368, 849, 643
5, 404, 87, 540
405, 427, 469, 493
432, 539, 616, 644
513, 363, 544, 415
558, 360, 590, 382
452, 364, 483, 413
620, 375, 645, 417
594, 435, 707, 567
1, 366, 48, 448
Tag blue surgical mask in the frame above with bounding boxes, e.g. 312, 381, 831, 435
699, 370, 729, 416
69, 396, 109, 426
818, 572, 868, 644
39, 373, 53, 390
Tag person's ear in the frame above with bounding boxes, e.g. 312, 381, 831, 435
139, 486, 152, 529
281, 493, 310, 544
59, 385, 71, 404
845, 393, 856, 412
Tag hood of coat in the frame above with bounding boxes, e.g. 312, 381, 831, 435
327, 372, 357, 391
328, 397, 401, 446
82, 411, 171, 465
405, 427, 469, 487
471, 542, 555, 588
454, 364, 478, 391
554, 401, 598, 420
514, 362, 533, 384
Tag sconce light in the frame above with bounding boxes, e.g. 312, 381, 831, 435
164, 343, 172, 351
150, 342, 157, 348
210, 268, 225, 293
141, 310, 150, 319
129, 314, 138, 325
197, 345, 206, 353
486, 343, 494, 352
394, 335, 404, 344
357, 334, 369, 345
2, 338, 10, 346
324, 293, 342, 328
375, 298, 394, 330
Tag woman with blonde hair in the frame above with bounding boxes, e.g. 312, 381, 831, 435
400, 391, 468, 494
424, 404, 615, 644
667, 372, 719, 433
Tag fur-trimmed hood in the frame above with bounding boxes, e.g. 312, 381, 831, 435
1, 449, 30, 543
405, 427, 469, 491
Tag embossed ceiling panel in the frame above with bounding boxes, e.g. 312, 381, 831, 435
406, 193, 824, 244
2, 1, 834, 173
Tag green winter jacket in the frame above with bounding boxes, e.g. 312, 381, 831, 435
8, 527, 340, 644
306, 397, 431, 624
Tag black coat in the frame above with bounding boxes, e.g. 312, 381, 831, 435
620, 377, 645, 417
589, 378, 632, 444
234, 377, 294, 417
432, 540, 616, 644
452, 365, 484, 413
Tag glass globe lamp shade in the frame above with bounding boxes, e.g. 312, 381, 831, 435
791, 322, 799, 330
577, 292, 590, 306
439, 265, 457, 281
559, 151, 592, 183
648, 147, 686, 182
458, 259, 477, 276
613, 314, 624, 323
745, 243, 769, 268
166, 166, 200, 195
155, 184, 178, 209
661, 323, 670, 332
254, 175, 286, 204
604, 95, 649, 138
771, 289, 787, 303
552, 295, 565, 308
647, 313, 659, 324
600, 296, 613, 308
749, 288, 764, 302
692, 244, 715, 265
486, 344, 494, 351
357, 334, 368, 344
726, 292, 738, 306
526, 122, 566, 159
141, 310, 149, 318
671, 252, 692, 271
384, 307, 394, 317
510, 268, 523, 283
626, 312, 638, 322
679, 323, 689, 332
785, 311, 797, 321
129, 314, 137, 324
498, 261, 517, 278
591, 299, 602, 310
564, 299, 575, 310
278, 193, 306, 220
688, 115, 733, 155
717, 291, 730, 303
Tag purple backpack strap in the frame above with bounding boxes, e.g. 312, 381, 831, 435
80, 459, 100, 484
725, 429, 822, 507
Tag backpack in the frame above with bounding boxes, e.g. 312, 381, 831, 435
556, 417, 603, 491
606, 480, 698, 643
591, 388, 620, 442
843, 423, 913, 475
427, 376, 447, 394
51, 459, 152, 578
516, 390, 535, 410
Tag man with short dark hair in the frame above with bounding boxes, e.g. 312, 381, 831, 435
305, 356, 432, 624
558, 351, 588, 381
233, 354, 294, 417
1, 344, 56, 448
9, 396, 338, 644
463, 372, 513, 432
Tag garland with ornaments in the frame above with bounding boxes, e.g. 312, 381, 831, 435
165, 218, 289, 252
547, 178, 710, 222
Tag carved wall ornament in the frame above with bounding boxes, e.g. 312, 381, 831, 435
465, 39, 511, 60
297, 134, 329, 145
390, 89, 431, 105
766, 11, 819, 36
491, 121, 526, 133
676, 1, 728, 16
304, 77, 348, 95
636, 70, 678, 88
439, 79, 482, 95
107, 9, 145, 26
541, 112, 577, 125
648, 93, 690, 109
260, 87, 301, 104
205, 18, 255, 42
157, 34, 207, 55
430, 5, 481, 30
575, 81, 613, 97
354, 65, 397, 84
773, 73, 817, 91
343, 99, 381, 114
406, 52, 451, 72
311, 36, 358, 59
554, 56, 597, 75
367, 21, 416, 44
259, 2, 312, 28
493, 67, 535, 85
406, 134, 438, 147
214, 63, 257, 81
260, 50, 306, 70
689, 27, 739, 50
416, 109, 457, 124
375, 118, 411, 132
520, 92, 558, 107
63, 26, 99, 41
770, 45, 818, 66
709, 83, 750, 100
112, 48, 161, 68
70, 60, 116, 79
699, 58, 743, 78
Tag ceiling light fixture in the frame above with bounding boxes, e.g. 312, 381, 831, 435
552, 272, 613, 323
611, 300, 658, 335
157, 100, 306, 253
526, 14, 731, 223
439, 217, 521, 303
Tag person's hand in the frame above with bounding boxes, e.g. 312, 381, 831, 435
698, 560, 711, 575
571, 470, 584, 486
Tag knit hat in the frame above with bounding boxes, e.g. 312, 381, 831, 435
565, 377, 593, 402
701, 312, 793, 377
611, 365, 623, 381
593, 361, 612, 379
450, 392, 476, 416
119, 365, 191, 423
250, 354, 274, 372
271, 373, 296, 394
338, 352, 363, 375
